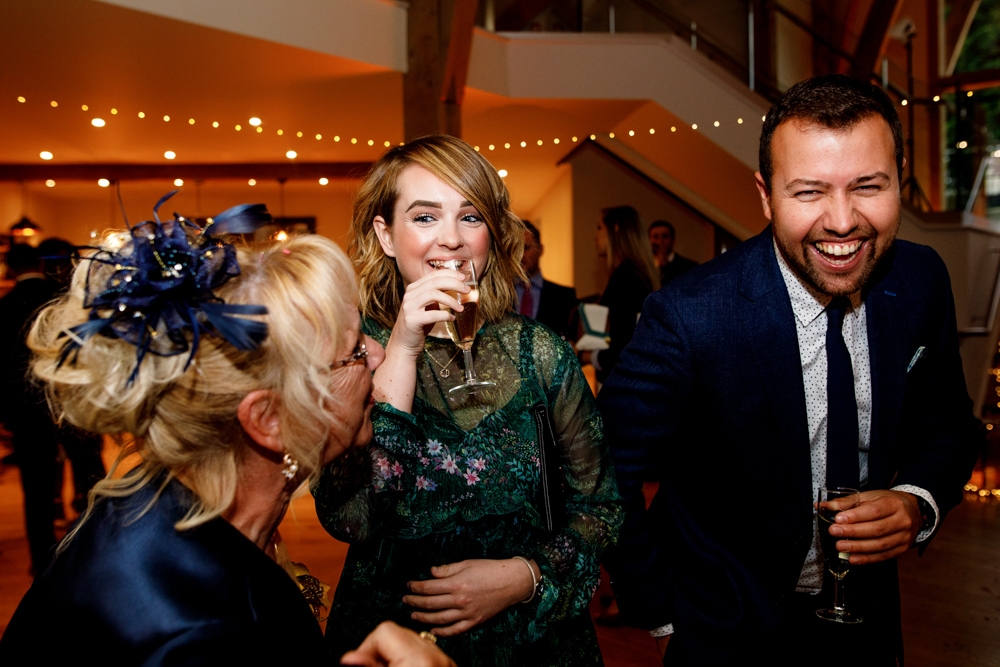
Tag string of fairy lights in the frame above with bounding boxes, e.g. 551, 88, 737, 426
12, 94, 764, 188
14, 88, 991, 190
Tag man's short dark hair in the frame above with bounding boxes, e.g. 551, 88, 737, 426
523, 219, 540, 244
648, 220, 675, 237
758, 73, 904, 192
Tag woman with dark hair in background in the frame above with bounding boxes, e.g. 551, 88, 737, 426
314, 135, 622, 666
588, 205, 659, 384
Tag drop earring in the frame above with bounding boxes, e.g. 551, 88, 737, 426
281, 453, 300, 480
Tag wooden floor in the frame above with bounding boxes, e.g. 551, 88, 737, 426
1, 439, 997, 666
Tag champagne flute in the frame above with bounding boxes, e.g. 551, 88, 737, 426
433, 258, 494, 394
816, 486, 863, 624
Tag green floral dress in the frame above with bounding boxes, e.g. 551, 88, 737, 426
313, 314, 622, 666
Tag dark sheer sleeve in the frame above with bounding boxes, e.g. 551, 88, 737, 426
523, 326, 623, 636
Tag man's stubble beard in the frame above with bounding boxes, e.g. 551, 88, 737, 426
777, 220, 898, 297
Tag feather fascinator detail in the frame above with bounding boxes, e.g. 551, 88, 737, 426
58, 191, 272, 383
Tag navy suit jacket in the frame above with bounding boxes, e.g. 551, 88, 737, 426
535, 278, 578, 340
599, 229, 980, 664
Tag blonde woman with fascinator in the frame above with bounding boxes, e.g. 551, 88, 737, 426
313, 136, 623, 666
0, 198, 453, 667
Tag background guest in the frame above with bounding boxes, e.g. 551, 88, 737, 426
0, 244, 62, 574
36, 238, 107, 523
587, 205, 659, 384
648, 220, 698, 286
516, 220, 578, 340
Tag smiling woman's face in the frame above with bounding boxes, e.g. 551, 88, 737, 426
373, 164, 491, 286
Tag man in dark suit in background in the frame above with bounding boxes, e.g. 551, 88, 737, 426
599, 74, 981, 666
648, 220, 698, 286
0, 244, 62, 574
516, 220, 577, 340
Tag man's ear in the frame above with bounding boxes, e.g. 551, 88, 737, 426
373, 216, 396, 258
754, 172, 774, 222
237, 390, 282, 454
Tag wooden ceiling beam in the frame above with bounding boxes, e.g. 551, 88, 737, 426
943, 0, 983, 76
441, 0, 479, 128
403, 0, 479, 140
935, 67, 1000, 94
0, 162, 372, 182
849, 0, 904, 80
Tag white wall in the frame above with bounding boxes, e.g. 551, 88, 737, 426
468, 30, 769, 169
524, 165, 574, 287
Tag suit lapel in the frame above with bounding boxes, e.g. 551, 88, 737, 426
864, 248, 908, 486
737, 232, 813, 508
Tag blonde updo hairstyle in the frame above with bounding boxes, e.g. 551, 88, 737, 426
28, 233, 358, 530
350, 134, 528, 329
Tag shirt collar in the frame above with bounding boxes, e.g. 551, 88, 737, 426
529, 270, 543, 289
773, 238, 860, 327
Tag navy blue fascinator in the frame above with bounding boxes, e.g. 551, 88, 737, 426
59, 191, 272, 383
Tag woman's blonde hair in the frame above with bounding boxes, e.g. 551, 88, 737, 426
29, 233, 358, 531
349, 135, 527, 329
602, 205, 660, 292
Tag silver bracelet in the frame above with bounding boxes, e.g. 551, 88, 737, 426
513, 556, 539, 604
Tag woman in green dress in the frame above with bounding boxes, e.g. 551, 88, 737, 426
314, 135, 622, 666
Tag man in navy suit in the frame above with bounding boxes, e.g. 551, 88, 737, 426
517, 220, 578, 340
599, 74, 981, 665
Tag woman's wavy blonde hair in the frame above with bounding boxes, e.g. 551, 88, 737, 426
349, 135, 527, 329
29, 233, 358, 532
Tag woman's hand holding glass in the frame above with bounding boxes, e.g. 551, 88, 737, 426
374, 269, 468, 412
402, 558, 540, 636
392, 269, 469, 355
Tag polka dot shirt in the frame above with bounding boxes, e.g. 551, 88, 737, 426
774, 244, 934, 592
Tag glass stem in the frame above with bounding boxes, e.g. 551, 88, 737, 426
832, 573, 846, 613
463, 348, 476, 383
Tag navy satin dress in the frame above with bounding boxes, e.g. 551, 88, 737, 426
0, 476, 323, 665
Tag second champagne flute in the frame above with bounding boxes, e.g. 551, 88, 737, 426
816, 486, 863, 624
435, 258, 494, 394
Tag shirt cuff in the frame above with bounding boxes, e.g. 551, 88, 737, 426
891, 484, 939, 542
649, 623, 674, 637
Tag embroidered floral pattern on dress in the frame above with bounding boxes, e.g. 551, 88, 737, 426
312, 314, 623, 667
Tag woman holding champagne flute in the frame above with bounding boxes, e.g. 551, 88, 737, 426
313, 135, 622, 666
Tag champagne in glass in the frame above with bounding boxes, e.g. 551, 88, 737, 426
433, 258, 494, 394
815, 487, 863, 624
444, 285, 479, 350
